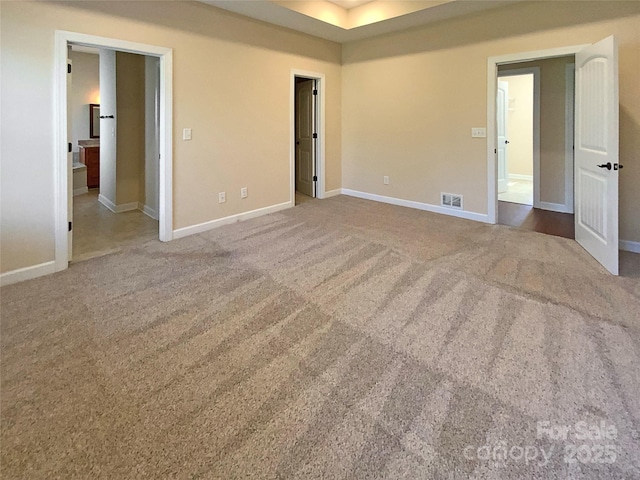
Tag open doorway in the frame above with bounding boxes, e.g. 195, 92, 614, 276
495, 57, 575, 240
290, 69, 325, 206
54, 31, 173, 274
488, 36, 621, 275
68, 46, 160, 262
497, 71, 536, 206
294, 76, 317, 205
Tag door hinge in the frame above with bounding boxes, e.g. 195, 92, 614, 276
68, 142, 72, 153
494, 149, 497, 154
68, 221, 73, 232
313, 89, 318, 96
67, 63, 72, 74
312, 133, 318, 139
313, 176, 318, 182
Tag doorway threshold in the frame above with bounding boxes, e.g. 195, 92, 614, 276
498, 201, 574, 239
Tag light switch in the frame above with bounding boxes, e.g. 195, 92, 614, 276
183, 128, 192, 141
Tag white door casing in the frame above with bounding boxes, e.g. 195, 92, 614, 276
497, 80, 509, 194
295, 78, 315, 198
54, 31, 173, 273
290, 69, 325, 204
574, 35, 619, 275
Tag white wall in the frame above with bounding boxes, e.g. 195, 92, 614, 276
98, 50, 148, 210
98, 49, 117, 206
69, 51, 99, 156
144, 56, 160, 220
115, 51, 145, 207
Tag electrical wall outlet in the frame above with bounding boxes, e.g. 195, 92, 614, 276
218, 192, 226, 203
471, 128, 486, 138
383, 176, 390, 185
240, 187, 248, 199
183, 128, 192, 140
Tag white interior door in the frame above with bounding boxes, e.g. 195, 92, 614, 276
497, 80, 509, 194
295, 78, 315, 198
574, 35, 619, 275
67, 57, 73, 261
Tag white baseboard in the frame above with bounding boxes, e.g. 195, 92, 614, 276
173, 201, 292, 239
341, 189, 490, 223
142, 204, 158, 220
98, 195, 139, 213
114, 202, 139, 213
538, 201, 572, 214
73, 187, 88, 196
620, 239, 640, 253
98, 194, 117, 212
508, 174, 533, 181
323, 189, 342, 198
0, 260, 56, 286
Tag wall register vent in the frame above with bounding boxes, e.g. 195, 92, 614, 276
441, 192, 463, 210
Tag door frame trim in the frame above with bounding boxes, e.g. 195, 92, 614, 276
290, 69, 325, 204
486, 44, 588, 224
54, 31, 173, 272
497, 67, 540, 208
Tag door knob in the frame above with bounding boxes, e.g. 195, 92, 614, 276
505, 140, 510, 144
597, 162, 612, 170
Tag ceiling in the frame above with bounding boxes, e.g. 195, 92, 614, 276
200, 0, 519, 43
326, 0, 373, 9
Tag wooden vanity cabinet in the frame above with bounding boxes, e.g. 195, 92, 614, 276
80, 146, 100, 188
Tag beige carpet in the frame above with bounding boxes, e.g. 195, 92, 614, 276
2, 195, 639, 479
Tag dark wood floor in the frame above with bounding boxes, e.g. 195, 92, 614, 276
498, 201, 575, 239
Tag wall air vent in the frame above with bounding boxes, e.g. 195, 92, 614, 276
441, 192, 463, 210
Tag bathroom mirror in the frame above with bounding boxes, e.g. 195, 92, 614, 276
89, 104, 100, 138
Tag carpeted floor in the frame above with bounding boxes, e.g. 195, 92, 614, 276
2, 195, 639, 479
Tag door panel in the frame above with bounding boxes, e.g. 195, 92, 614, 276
497, 80, 509, 194
67, 58, 73, 261
578, 171, 606, 240
575, 35, 619, 274
295, 79, 315, 198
